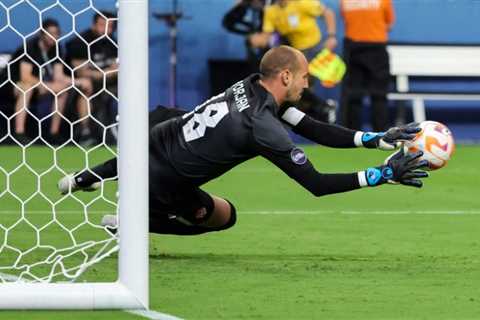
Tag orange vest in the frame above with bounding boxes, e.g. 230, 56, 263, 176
341, 0, 395, 43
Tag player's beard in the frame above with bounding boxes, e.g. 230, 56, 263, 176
286, 88, 303, 103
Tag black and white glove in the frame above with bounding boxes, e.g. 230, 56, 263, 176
364, 150, 429, 188
361, 123, 421, 150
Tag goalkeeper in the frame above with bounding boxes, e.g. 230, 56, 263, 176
58, 45, 427, 236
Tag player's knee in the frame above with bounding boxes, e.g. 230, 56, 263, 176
194, 198, 237, 232
186, 191, 215, 225
212, 200, 237, 231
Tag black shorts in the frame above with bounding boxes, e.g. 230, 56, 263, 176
148, 144, 213, 224
149, 184, 213, 220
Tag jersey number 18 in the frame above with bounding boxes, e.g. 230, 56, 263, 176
182, 101, 229, 142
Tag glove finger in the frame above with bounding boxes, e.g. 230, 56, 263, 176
413, 170, 429, 178
384, 149, 404, 165
402, 127, 421, 134
402, 170, 429, 179
400, 178, 423, 188
405, 151, 424, 163
378, 140, 396, 150
407, 159, 429, 170
406, 122, 420, 128
398, 133, 418, 141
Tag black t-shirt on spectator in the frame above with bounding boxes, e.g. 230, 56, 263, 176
9, 37, 59, 83
65, 29, 117, 70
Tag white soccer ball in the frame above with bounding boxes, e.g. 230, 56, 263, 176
403, 121, 455, 170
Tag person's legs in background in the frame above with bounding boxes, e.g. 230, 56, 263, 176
367, 44, 390, 132
340, 39, 365, 131
13, 84, 36, 144
370, 94, 388, 132
341, 90, 363, 130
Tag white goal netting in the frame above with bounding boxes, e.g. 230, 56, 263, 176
0, 0, 120, 283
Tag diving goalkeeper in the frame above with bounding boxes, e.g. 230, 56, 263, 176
58, 45, 428, 235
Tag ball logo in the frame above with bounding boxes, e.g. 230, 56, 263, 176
290, 148, 307, 165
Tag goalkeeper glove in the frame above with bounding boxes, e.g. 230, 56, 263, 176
363, 150, 429, 188
361, 123, 421, 150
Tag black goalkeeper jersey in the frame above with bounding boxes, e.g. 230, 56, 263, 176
150, 74, 361, 197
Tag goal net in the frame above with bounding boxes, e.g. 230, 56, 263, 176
0, 0, 148, 309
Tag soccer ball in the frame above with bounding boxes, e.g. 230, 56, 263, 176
403, 121, 455, 170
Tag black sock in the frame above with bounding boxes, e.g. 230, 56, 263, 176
75, 158, 117, 187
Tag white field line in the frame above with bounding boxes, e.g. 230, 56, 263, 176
0, 210, 480, 215
0, 210, 110, 214
7, 166, 479, 174
239, 210, 480, 215
126, 309, 184, 320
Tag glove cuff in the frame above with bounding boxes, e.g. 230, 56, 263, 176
358, 132, 384, 148
353, 131, 364, 147
359, 166, 394, 187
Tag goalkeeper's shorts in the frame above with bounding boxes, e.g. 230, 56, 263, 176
149, 180, 214, 226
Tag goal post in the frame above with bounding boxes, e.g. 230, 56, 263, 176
118, 0, 149, 310
0, 0, 149, 310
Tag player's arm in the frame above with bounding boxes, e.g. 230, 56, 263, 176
280, 106, 421, 150
385, 0, 396, 31
222, 1, 253, 35
248, 5, 274, 48
253, 111, 428, 196
258, 146, 429, 197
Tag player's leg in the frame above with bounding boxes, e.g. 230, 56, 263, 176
340, 40, 365, 131
147, 189, 237, 235
58, 158, 116, 194
370, 94, 388, 132
367, 45, 390, 132
48, 89, 69, 137
58, 105, 187, 194
73, 77, 94, 144
13, 82, 36, 144
100, 193, 237, 236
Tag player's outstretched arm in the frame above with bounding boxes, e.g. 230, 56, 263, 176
259, 146, 429, 197
280, 106, 359, 148
280, 106, 421, 150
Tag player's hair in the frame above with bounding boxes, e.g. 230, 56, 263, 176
93, 11, 117, 23
42, 18, 59, 30
259, 45, 301, 79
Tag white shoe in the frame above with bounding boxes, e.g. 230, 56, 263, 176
58, 173, 101, 195
101, 214, 118, 234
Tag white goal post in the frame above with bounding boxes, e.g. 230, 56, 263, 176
0, 0, 149, 310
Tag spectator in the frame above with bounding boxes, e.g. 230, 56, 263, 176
9, 19, 91, 145
222, 0, 267, 65
340, 0, 395, 132
65, 11, 118, 144
249, 0, 338, 123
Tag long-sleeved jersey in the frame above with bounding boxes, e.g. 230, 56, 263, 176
150, 74, 365, 196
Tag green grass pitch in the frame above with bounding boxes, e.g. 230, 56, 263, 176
0, 144, 479, 319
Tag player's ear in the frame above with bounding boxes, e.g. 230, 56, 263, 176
281, 69, 291, 86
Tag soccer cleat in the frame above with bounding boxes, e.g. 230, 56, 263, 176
101, 214, 118, 235
58, 173, 101, 195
